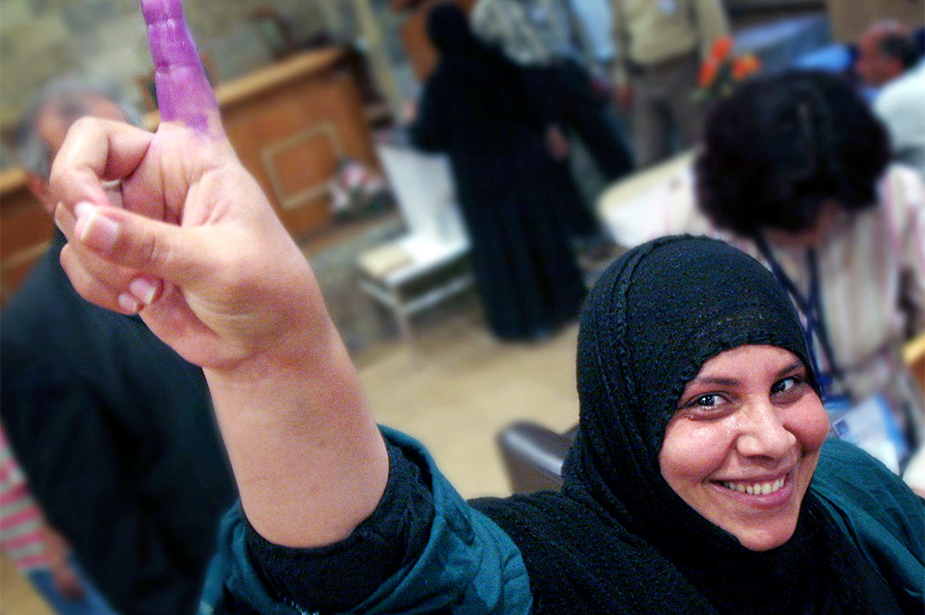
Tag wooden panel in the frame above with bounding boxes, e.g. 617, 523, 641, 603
0, 170, 51, 307
0, 190, 50, 258
222, 68, 379, 239
270, 126, 340, 206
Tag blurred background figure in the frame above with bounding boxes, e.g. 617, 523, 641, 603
410, 4, 587, 341
855, 20, 920, 91
610, 0, 729, 168
1, 78, 237, 615
471, 0, 634, 182
564, 0, 616, 83
874, 59, 925, 181
854, 21, 925, 181
672, 71, 924, 483
1, 425, 118, 615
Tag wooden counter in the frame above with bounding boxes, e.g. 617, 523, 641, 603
0, 47, 380, 306
0, 167, 51, 306
218, 47, 380, 238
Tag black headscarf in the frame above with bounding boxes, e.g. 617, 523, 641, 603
427, 4, 477, 58
473, 236, 900, 614
426, 4, 509, 74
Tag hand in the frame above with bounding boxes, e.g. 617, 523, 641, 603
51, 2, 323, 377
43, 525, 84, 600
545, 125, 571, 161
616, 83, 634, 111
52, 120, 322, 376
590, 75, 613, 101
401, 100, 418, 124
51, 0, 388, 548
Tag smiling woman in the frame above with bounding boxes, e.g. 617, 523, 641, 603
661, 345, 831, 552
45, 6, 924, 605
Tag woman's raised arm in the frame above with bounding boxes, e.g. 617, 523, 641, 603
48, 0, 389, 549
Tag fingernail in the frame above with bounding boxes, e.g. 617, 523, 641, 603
74, 201, 94, 220
74, 201, 119, 251
118, 293, 141, 314
129, 278, 158, 306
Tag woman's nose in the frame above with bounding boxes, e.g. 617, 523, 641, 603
734, 401, 797, 460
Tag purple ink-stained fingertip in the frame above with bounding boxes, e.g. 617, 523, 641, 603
140, 0, 184, 28
140, 0, 220, 135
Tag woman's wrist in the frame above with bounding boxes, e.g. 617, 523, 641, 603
204, 326, 390, 548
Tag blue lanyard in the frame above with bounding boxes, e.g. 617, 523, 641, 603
756, 236, 843, 397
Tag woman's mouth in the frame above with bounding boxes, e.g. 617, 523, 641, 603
720, 476, 786, 495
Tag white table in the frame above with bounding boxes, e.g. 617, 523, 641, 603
596, 152, 694, 248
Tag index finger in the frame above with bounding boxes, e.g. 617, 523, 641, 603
141, 0, 223, 138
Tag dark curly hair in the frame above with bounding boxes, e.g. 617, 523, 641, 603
695, 70, 890, 237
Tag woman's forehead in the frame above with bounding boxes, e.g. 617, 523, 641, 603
692, 345, 803, 379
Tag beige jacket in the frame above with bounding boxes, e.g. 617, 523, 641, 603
610, 0, 728, 84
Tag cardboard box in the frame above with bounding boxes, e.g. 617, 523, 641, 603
826, 0, 925, 43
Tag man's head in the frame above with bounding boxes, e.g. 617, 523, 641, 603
855, 21, 919, 88
14, 79, 139, 214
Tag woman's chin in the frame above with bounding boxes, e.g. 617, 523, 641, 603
730, 521, 798, 552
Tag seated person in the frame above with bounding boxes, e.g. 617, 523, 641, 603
2, 77, 237, 615
855, 20, 920, 92
0, 425, 117, 615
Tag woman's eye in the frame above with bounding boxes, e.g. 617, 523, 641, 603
693, 394, 725, 407
772, 376, 801, 395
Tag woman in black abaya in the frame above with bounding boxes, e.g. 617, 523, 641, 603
410, 4, 589, 341
215, 237, 923, 615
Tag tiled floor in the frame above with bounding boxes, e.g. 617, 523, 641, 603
356, 302, 581, 499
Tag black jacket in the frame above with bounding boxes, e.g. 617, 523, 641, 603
1, 229, 236, 615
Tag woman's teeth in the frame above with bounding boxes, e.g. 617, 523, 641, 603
721, 477, 785, 495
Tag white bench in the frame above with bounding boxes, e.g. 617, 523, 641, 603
358, 144, 473, 347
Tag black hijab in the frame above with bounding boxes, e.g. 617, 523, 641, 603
427, 4, 477, 58
426, 4, 509, 74
473, 236, 900, 614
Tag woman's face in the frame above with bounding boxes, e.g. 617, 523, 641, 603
658, 345, 829, 551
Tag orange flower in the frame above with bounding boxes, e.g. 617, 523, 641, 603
710, 36, 734, 62
732, 54, 761, 80
699, 58, 719, 88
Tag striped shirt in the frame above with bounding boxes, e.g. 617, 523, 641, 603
471, 0, 596, 69
0, 426, 50, 573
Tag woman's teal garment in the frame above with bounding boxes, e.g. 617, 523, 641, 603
812, 439, 925, 613
198, 427, 532, 615
197, 432, 922, 614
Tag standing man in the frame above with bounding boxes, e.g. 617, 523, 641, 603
611, 0, 728, 167
471, 0, 634, 181
2, 78, 237, 615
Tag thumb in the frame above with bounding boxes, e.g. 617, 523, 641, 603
72, 201, 206, 284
